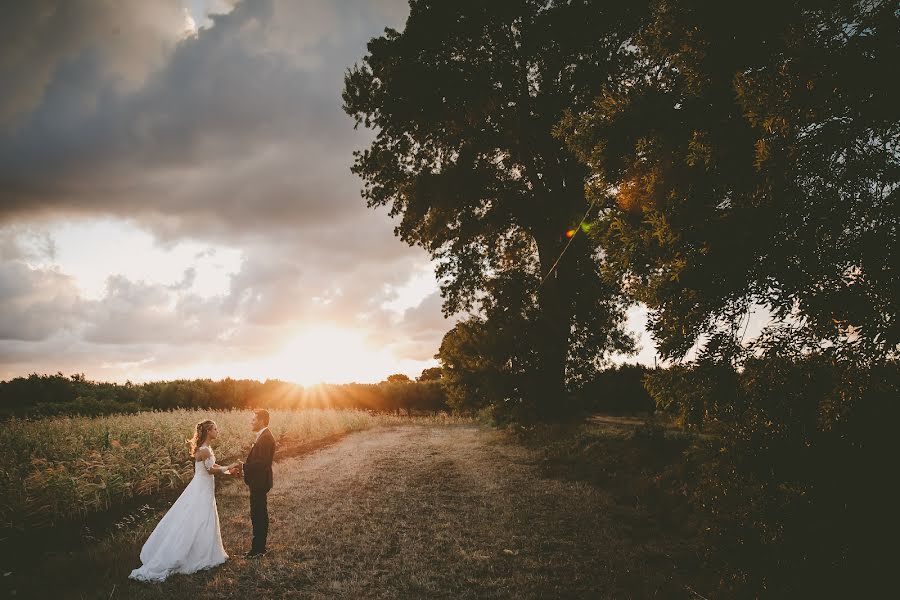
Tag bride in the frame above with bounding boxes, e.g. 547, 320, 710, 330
129, 420, 240, 583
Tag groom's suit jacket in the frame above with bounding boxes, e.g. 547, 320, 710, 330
243, 428, 276, 492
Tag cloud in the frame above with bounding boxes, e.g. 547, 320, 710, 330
0, 225, 57, 262
81, 274, 232, 345
365, 292, 459, 362
0, 0, 409, 240
0, 1, 189, 126
0, 260, 83, 341
0, 0, 476, 382
0, 225, 441, 381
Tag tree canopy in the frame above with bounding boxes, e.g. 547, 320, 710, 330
343, 0, 646, 415
559, 0, 899, 365
554, 2, 898, 593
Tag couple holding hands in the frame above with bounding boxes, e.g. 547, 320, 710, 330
129, 409, 276, 583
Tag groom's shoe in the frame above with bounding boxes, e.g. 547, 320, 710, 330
245, 550, 266, 558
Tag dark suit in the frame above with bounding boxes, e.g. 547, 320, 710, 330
243, 428, 275, 553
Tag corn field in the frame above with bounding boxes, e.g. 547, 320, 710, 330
0, 408, 461, 530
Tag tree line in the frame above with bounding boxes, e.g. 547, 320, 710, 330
0, 372, 449, 418
0, 365, 656, 420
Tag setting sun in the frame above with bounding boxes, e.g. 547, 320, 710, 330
258, 326, 416, 385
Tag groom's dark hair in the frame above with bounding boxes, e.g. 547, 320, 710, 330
255, 409, 270, 426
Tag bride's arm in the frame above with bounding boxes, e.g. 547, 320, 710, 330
196, 448, 236, 475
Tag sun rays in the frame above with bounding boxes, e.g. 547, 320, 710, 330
254, 325, 405, 386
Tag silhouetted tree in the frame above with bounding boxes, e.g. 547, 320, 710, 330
385, 373, 412, 383
558, 2, 899, 593
344, 0, 643, 417
416, 367, 443, 382
0, 375, 449, 417
560, 0, 898, 366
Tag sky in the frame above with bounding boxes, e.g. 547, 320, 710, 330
0, 0, 768, 385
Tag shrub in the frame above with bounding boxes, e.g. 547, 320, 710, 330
645, 356, 898, 597
577, 364, 656, 415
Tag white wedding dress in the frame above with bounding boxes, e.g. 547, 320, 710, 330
129, 445, 228, 583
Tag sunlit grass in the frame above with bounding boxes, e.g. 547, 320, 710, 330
0, 408, 472, 530
13, 419, 707, 599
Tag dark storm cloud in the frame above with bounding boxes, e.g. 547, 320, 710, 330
0, 0, 408, 239
0, 1, 188, 126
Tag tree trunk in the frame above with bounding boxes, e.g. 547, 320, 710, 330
534, 229, 573, 420
530, 154, 588, 420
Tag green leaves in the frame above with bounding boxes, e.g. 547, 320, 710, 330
561, 0, 899, 366
344, 1, 644, 411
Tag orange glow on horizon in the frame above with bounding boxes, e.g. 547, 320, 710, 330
245, 325, 423, 386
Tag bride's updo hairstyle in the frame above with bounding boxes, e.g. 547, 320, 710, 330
189, 420, 216, 458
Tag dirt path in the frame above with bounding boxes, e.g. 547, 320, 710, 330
24, 423, 683, 599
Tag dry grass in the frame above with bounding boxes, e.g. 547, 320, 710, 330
10, 418, 708, 599
0, 408, 467, 531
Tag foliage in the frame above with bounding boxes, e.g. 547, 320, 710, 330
559, 0, 898, 365
23, 396, 144, 418
644, 355, 898, 596
416, 367, 443, 381
0, 373, 145, 417
344, 0, 641, 414
438, 316, 544, 423
370, 380, 448, 413
385, 373, 412, 383
552, 2, 898, 593
643, 361, 740, 428
577, 363, 656, 415
0, 373, 450, 418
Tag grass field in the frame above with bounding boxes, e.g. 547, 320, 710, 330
0, 408, 467, 531
4, 415, 713, 599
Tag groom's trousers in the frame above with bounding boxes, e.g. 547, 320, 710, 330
249, 488, 269, 552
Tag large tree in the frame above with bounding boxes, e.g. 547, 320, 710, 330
558, 2, 899, 592
560, 0, 899, 366
343, 0, 643, 414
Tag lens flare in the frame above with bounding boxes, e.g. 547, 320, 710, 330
565, 229, 576, 238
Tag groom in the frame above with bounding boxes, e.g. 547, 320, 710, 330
235, 409, 276, 558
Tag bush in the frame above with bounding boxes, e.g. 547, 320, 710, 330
645, 356, 898, 597
577, 364, 656, 415
644, 361, 743, 429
